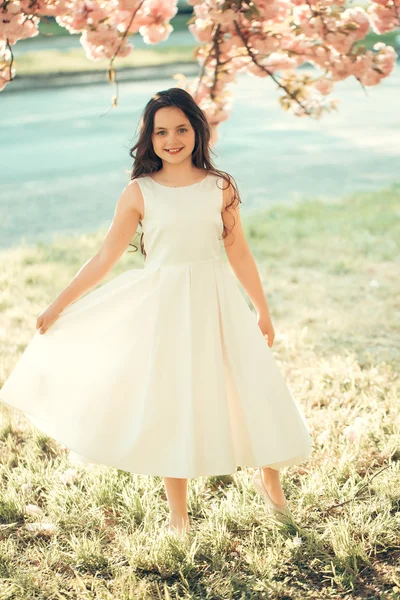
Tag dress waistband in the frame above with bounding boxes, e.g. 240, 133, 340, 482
143, 257, 223, 269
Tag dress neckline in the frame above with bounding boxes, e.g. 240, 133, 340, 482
148, 172, 209, 189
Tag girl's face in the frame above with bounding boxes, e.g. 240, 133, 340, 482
152, 107, 196, 165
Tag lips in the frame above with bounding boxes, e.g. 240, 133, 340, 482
165, 148, 183, 154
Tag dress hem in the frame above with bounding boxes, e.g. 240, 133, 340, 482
1, 396, 312, 479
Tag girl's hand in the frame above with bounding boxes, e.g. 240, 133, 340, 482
257, 312, 275, 347
36, 304, 62, 335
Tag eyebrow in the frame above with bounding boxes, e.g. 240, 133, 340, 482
154, 123, 188, 131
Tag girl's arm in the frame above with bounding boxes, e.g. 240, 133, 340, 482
221, 176, 275, 346
50, 180, 144, 315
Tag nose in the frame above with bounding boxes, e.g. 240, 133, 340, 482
166, 133, 180, 146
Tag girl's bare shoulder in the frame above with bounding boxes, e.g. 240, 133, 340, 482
122, 178, 146, 220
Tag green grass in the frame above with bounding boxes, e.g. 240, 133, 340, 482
15, 45, 197, 76
0, 183, 399, 598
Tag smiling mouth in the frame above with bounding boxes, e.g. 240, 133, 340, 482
165, 148, 183, 154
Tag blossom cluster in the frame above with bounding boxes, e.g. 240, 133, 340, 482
0, 0, 398, 122
0, 0, 177, 88
180, 0, 398, 124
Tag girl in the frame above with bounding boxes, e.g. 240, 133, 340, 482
0, 88, 313, 536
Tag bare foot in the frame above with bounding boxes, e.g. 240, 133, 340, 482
168, 512, 190, 534
261, 467, 287, 507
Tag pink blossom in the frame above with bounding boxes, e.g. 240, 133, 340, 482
368, 2, 400, 33
80, 25, 132, 60
342, 7, 370, 40
374, 42, 398, 74
0, 0, 398, 121
114, 11, 142, 36
326, 31, 355, 55
56, 10, 89, 34
329, 54, 354, 81
20, 0, 69, 17
61, 0, 110, 28
190, 2, 210, 20
208, 8, 237, 26
266, 52, 298, 72
188, 20, 214, 43
293, 4, 313, 27
146, 0, 178, 21
117, 0, 143, 9
314, 78, 334, 95
0, 1, 39, 44
250, 35, 281, 55
256, 0, 292, 22
139, 22, 173, 44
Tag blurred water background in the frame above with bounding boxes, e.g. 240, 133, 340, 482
0, 7, 399, 250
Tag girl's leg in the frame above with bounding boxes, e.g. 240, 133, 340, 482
163, 477, 190, 532
261, 467, 287, 506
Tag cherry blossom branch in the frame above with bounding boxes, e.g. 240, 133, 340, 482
106, 0, 146, 109
304, 0, 376, 101
110, 0, 145, 68
6, 37, 13, 82
233, 19, 312, 115
0, 0, 398, 123
211, 25, 222, 96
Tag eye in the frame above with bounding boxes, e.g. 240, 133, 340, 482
156, 128, 188, 135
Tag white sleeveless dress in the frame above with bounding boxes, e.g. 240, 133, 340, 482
0, 172, 313, 478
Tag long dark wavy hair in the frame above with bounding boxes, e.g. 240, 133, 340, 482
128, 87, 242, 257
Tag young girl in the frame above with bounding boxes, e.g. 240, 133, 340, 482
0, 87, 313, 535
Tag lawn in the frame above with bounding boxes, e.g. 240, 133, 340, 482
0, 182, 399, 598
14, 45, 197, 76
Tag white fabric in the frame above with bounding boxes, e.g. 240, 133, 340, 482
0, 173, 313, 478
